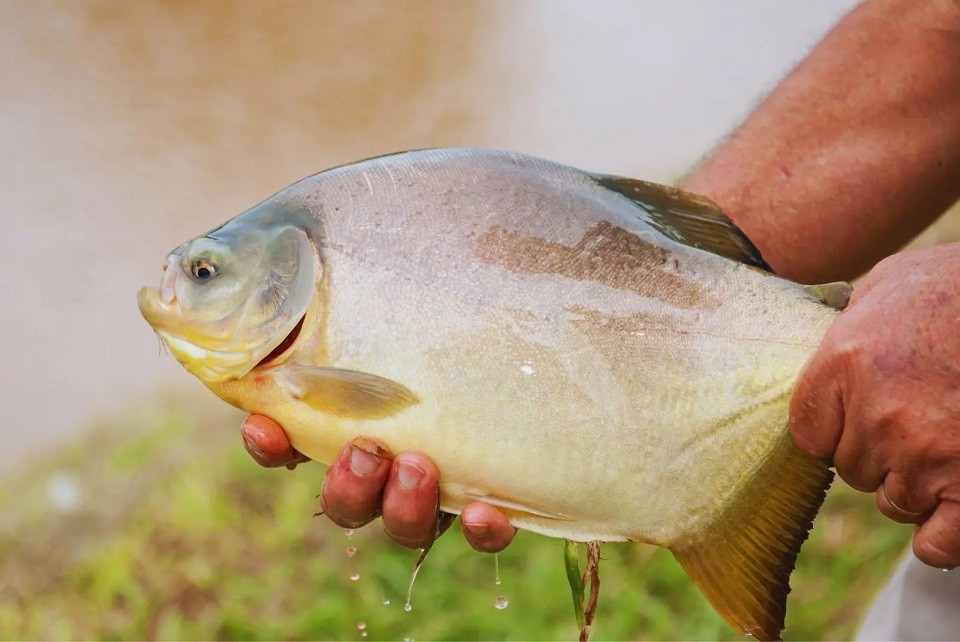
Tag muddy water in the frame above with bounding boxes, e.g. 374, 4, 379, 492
0, 1, 855, 471
0, 1, 518, 471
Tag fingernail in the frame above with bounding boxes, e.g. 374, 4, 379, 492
243, 434, 266, 462
397, 461, 424, 489
462, 520, 488, 536
350, 446, 380, 477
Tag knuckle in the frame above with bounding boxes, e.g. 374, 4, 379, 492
861, 398, 912, 437
867, 254, 902, 282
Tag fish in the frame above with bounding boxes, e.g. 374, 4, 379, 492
138, 148, 849, 640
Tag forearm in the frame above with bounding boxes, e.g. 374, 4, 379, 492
683, 0, 960, 283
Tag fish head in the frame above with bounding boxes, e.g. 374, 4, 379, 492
138, 213, 319, 382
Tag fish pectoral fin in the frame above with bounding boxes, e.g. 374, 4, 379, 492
278, 364, 419, 419
463, 489, 572, 521
590, 173, 770, 270
671, 438, 834, 642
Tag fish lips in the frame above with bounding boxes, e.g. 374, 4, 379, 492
137, 286, 255, 382
138, 286, 307, 382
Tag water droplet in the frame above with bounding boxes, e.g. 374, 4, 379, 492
494, 595, 509, 610
494, 552, 501, 585
520, 364, 534, 375
357, 622, 367, 631
382, 598, 391, 606
404, 546, 430, 614
403, 638, 414, 642
344, 528, 354, 537
346, 546, 357, 557
360, 633, 367, 639
944, 568, 951, 573
349, 573, 360, 581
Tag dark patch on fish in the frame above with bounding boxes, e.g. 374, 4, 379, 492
474, 221, 718, 309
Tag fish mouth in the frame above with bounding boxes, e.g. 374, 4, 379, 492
138, 284, 309, 380
254, 313, 307, 370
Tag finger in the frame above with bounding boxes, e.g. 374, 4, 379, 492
241, 415, 308, 468
460, 502, 517, 553
321, 438, 392, 529
845, 272, 885, 308
913, 500, 960, 569
876, 473, 930, 524
789, 347, 845, 459
381, 452, 441, 549
832, 424, 887, 492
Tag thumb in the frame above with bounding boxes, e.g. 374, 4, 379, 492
241, 414, 306, 468
789, 343, 845, 459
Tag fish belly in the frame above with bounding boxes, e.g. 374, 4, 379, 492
249, 258, 834, 548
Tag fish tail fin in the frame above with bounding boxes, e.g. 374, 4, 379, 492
671, 438, 834, 641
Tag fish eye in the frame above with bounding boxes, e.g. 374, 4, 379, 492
190, 258, 219, 282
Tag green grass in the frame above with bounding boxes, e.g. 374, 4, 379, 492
0, 407, 910, 640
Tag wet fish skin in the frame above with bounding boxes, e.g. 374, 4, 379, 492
139, 148, 843, 640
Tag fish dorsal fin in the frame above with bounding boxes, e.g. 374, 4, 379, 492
278, 365, 419, 419
671, 438, 834, 641
591, 173, 771, 270
805, 281, 853, 310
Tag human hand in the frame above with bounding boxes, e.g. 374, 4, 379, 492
240, 415, 516, 552
789, 244, 960, 569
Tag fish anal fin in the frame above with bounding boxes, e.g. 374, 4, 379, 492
671, 438, 834, 641
279, 364, 419, 419
590, 173, 770, 270
462, 489, 573, 521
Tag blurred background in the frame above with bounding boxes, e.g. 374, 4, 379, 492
2, 1, 954, 639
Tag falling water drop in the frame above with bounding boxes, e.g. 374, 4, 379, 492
404, 546, 430, 614
344, 529, 355, 538
357, 622, 367, 631
494, 595, 509, 610
494, 552, 501, 586
346, 546, 357, 557
360, 633, 367, 639
349, 573, 360, 581
382, 597, 391, 606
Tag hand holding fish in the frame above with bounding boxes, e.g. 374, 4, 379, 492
240, 414, 516, 553
790, 245, 960, 570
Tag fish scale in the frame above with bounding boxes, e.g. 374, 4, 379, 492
139, 148, 849, 640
